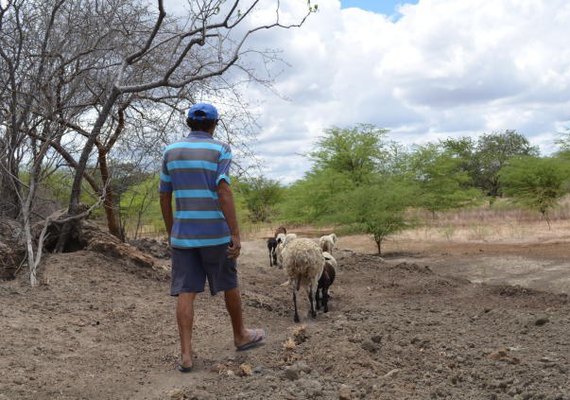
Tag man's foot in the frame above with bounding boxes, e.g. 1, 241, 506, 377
235, 328, 266, 351
177, 364, 193, 373
177, 354, 193, 373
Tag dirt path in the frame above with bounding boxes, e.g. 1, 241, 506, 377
1, 236, 569, 400
338, 235, 570, 294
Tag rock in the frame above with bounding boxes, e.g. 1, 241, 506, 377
188, 389, 214, 400
535, 317, 549, 326
284, 366, 300, 381
371, 335, 383, 344
238, 363, 253, 377
338, 384, 352, 400
294, 360, 312, 374
299, 378, 323, 397
168, 388, 185, 400
361, 340, 379, 353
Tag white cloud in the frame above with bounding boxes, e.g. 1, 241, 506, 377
168, 0, 570, 184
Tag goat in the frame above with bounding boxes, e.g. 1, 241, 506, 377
266, 237, 278, 267
316, 252, 336, 313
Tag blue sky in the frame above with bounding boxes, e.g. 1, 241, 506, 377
158, 0, 569, 183
340, 0, 419, 15
232, 0, 570, 184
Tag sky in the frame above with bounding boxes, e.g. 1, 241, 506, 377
340, 0, 419, 16
164, 0, 570, 184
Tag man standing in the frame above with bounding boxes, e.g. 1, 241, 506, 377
159, 103, 265, 373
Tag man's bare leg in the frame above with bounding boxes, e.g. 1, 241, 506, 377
224, 287, 264, 347
177, 292, 197, 368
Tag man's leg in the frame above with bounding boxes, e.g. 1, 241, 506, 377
177, 292, 197, 368
224, 287, 264, 348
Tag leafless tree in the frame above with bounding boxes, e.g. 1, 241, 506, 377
0, 0, 313, 284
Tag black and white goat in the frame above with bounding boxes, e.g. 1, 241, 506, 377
266, 237, 278, 267
316, 251, 336, 313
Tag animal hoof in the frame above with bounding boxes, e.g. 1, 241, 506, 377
294, 315, 300, 323
311, 311, 317, 319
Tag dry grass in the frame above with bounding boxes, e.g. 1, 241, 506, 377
402, 197, 570, 244
249, 197, 570, 246
136, 196, 570, 245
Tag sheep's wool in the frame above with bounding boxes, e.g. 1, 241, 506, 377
282, 239, 325, 287
319, 234, 337, 253
322, 251, 337, 269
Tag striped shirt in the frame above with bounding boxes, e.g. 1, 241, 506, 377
159, 131, 232, 248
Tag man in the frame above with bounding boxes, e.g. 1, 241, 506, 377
159, 102, 265, 373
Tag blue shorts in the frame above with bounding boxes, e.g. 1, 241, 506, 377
170, 244, 238, 296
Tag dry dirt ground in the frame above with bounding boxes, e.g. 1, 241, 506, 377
1, 233, 569, 400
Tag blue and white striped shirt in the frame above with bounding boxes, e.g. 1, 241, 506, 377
159, 131, 232, 248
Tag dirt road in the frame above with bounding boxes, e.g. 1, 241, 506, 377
1, 236, 569, 399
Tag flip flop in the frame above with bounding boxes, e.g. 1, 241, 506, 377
177, 364, 193, 373
236, 329, 266, 352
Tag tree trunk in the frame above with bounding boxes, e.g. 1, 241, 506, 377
55, 88, 120, 252
375, 239, 382, 256
98, 150, 123, 240
0, 153, 21, 219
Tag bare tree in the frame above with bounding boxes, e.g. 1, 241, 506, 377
1, 0, 313, 283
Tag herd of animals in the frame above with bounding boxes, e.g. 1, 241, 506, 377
265, 227, 338, 323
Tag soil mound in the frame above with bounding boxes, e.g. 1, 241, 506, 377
129, 237, 171, 259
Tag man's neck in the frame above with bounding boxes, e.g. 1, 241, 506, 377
190, 130, 213, 137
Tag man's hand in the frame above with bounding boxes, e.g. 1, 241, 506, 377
160, 192, 173, 239
217, 181, 241, 259
227, 234, 241, 259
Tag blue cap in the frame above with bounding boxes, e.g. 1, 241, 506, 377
187, 103, 219, 121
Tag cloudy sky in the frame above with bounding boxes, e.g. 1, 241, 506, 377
167, 0, 570, 184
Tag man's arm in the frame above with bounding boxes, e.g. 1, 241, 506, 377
160, 192, 173, 241
216, 180, 241, 259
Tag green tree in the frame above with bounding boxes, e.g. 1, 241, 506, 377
441, 136, 477, 183
407, 143, 479, 216
278, 169, 354, 224
500, 156, 570, 228
279, 124, 389, 225
474, 130, 539, 199
309, 124, 388, 185
119, 175, 161, 238
333, 178, 416, 255
555, 129, 570, 161
237, 177, 283, 223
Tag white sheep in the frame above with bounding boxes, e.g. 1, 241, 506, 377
281, 238, 325, 323
275, 233, 298, 268
319, 233, 337, 253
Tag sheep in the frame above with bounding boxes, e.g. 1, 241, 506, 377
281, 238, 325, 323
266, 227, 289, 267
266, 237, 278, 267
275, 233, 297, 268
319, 233, 337, 253
316, 252, 336, 313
